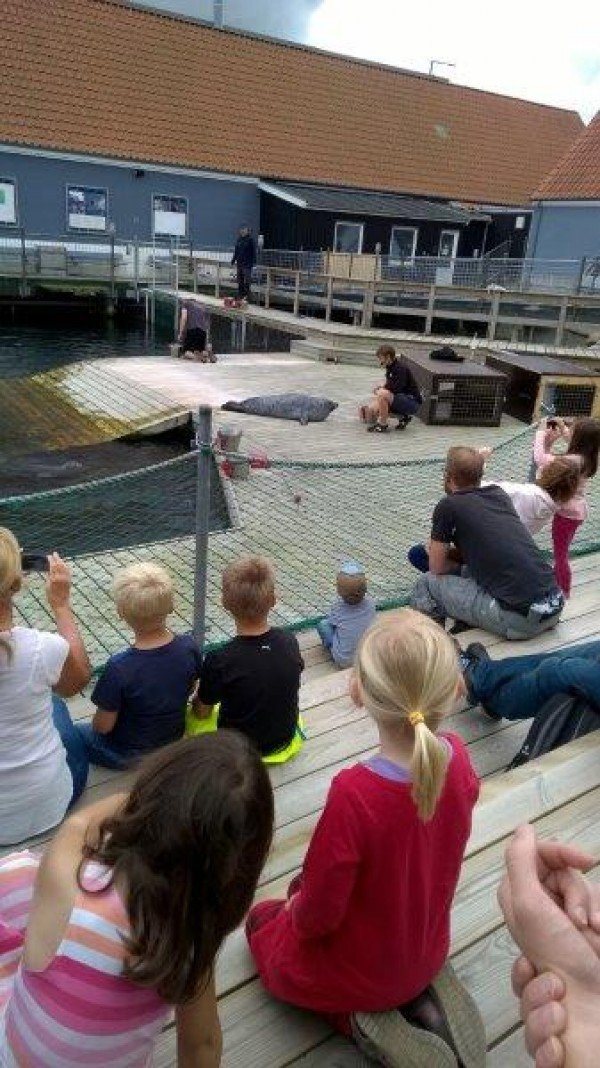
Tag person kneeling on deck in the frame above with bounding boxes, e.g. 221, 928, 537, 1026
76, 563, 202, 769
247, 610, 485, 1068
177, 298, 214, 361
364, 344, 421, 433
410, 447, 564, 640
189, 556, 305, 762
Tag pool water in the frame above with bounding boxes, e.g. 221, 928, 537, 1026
0, 320, 234, 549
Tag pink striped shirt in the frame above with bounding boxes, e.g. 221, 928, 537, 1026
0, 851, 169, 1066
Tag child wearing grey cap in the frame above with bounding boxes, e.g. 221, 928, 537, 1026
316, 562, 376, 668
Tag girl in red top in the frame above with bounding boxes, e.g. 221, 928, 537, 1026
247, 609, 484, 1068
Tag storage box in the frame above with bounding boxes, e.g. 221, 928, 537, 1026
402, 351, 506, 426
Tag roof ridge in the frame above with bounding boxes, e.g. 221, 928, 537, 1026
98, 0, 580, 116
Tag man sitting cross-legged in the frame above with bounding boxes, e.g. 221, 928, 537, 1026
410, 446, 564, 640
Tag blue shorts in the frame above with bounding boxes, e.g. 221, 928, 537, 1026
390, 394, 420, 417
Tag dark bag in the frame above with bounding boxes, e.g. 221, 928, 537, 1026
507, 692, 600, 770
429, 345, 464, 363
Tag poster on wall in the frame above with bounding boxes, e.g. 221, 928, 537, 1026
0, 180, 17, 225
67, 186, 107, 230
153, 194, 187, 237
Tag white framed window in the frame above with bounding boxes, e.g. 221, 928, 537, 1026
0, 179, 17, 226
153, 194, 188, 237
334, 220, 363, 254
389, 225, 417, 261
66, 185, 108, 231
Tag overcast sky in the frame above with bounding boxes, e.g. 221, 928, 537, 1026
138, 0, 598, 120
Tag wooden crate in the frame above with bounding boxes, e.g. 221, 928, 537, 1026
402, 350, 506, 426
485, 349, 600, 423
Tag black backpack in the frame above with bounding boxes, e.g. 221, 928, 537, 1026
507, 693, 600, 770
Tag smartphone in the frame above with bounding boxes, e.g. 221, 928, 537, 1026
21, 551, 49, 573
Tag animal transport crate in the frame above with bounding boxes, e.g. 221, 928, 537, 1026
402, 351, 506, 426
484, 350, 600, 423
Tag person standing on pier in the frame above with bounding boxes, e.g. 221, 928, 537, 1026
231, 225, 257, 303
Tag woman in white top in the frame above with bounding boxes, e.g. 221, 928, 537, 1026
0, 527, 91, 846
484, 455, 580, 536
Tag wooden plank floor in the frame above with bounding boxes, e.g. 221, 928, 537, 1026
106, 351, 525, 463
7, 553, 600, 1067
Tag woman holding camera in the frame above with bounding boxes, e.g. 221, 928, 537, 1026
0, 527, 91, 845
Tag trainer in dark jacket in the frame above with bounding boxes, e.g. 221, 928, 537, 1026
231, 226, 257, 301
366, 343, 422, 433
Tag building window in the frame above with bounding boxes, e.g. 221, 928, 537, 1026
334, 220, 363, 254
0, 179, 17, 226
67, 185, 108, 231
153, 194, 188, 238
389, 225, 417, 261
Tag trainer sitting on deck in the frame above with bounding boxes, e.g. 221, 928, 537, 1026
410, 446, 564, 639
366, 344, 421, 433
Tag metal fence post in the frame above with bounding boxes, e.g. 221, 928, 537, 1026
193, 404, 212, 650
109, 230, 116, 314
19, 226, 27, 297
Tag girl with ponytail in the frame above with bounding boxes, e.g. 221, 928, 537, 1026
247, 609, 484, 1067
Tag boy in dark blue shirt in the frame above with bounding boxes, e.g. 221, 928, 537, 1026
76, 563, 202, 769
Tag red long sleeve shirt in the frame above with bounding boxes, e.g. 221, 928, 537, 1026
250, 734, 479, 1013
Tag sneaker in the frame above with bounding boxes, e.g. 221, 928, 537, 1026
368, 423, 389, 433
461, 643, 498, 718
396, 416, 412, 430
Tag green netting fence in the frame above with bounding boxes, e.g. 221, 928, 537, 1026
2, 421, 600, 672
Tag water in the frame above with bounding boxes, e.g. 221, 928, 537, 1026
0, 321, 170, 379
0, 319, 234, 549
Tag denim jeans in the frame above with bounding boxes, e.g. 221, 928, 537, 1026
76, 722, 142, 771
410, 571, 563, 640
469, 640, 600, 721
51, 696, 89, 805
316, 618, 335, 651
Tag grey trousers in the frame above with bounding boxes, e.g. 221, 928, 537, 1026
410, 572, 563, 640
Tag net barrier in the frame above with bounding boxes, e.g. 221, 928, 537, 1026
2, 423, 599, 672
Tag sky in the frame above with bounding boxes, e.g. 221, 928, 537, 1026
307, 0, 599, 121
135, 0, 598, 120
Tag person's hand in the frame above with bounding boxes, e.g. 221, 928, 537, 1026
498, 825, 600, 1067
45, 553, 72, 611
477, 447, 492, 460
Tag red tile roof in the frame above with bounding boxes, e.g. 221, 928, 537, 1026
533, 111, 600, 201
0, 0, 585, 207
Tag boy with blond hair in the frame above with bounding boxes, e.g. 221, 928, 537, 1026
77, 563, 202, 768
192, 556, 304, 756
317, 561, 376, 668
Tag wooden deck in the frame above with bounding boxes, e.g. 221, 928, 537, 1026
7, 552, 600, 1067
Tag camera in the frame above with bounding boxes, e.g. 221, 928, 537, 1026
21, 552, 49, 573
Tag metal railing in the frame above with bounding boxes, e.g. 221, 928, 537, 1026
0, 231, 598, 298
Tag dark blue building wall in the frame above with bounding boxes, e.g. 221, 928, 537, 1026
0, 152, 259, 246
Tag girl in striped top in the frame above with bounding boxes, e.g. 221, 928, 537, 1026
0, 733, 274, 1067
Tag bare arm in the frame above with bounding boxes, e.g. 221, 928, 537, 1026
24, 793, 127, 970
91, 708, 118, 734
176, 974, 222, 1068
428, 539, 458, 576
46, 553, 92, 697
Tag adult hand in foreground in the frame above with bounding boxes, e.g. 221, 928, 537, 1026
45, 552, 72, 611
498, 824, 600, 1068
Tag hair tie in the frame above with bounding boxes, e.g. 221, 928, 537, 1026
408, 710, 425, 728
